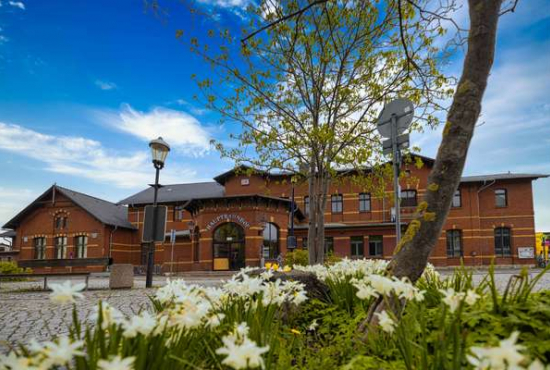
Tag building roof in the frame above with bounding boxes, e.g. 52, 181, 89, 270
0, 229, 16, 238
118, 182, 225, 205
3, 185, 135, 230
213, 154, 436, 185
460, 173, 549, 183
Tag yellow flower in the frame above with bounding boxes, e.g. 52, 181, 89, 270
265, 262, 273, 269
283, 266, 292, 272
290, 329, 302, 335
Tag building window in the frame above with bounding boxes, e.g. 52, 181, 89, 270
174, 206, 185, 221
495, 227, 512, 257
452, 189, 462, 208
304, 196, 310, 217
369, 236, 383, 257
34, 237, 46, 259
400, 190, 417, 207
495, 189, 507, 207
446, 230, 463, 257
55, 236, 67, 259
302, 237, 308, 249
324, 237, 334, 254
55, 216, 67, 229
359, 193, 371, 212
350, 236, 364, 258
331, 194, 343, 214
262, 223, 279, 259
75, 235, 87, 258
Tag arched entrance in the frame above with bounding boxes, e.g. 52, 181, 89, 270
212, 222, 245, 270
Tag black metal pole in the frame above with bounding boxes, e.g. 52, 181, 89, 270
290, 185, 295, 236
146, 165, 160, 288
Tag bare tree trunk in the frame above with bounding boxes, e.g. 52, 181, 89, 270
388, 0, 503, 282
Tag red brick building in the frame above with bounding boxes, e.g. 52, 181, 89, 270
3, 156, 547, 272
2, 185, 136, 272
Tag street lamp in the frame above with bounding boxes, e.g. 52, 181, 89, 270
146, 137, 170, 288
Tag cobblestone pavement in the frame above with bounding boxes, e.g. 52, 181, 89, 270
0, 275, 225, 353
1, 269, 550, 353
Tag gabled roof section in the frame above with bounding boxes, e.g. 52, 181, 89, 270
118, 182, 225, 205
3, 185, 135, 230
460, 173, 549, 183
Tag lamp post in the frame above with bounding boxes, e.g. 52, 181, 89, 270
146, 137, 170, 288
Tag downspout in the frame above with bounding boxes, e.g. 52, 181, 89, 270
109, 225, 118, 266
477, 180, 495, 266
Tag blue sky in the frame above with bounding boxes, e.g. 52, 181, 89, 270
0, 0, 549, 231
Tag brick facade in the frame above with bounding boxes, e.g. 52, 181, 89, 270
5, 157, 544, 272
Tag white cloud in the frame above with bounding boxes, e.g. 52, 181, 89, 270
8, 1, 24, 10
94, 79, 117, 90
97, 104, 213, 156
0, 122, 205, 189
0, 187, 35, 227
196, 0, 250, 9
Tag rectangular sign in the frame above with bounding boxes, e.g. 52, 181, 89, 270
142, 205, 168, 243
518, 247, 535, 259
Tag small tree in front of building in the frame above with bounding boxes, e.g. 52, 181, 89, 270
185, 0, 455, 264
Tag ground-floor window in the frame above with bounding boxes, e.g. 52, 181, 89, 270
350, 236, 364, 258
369, 236, 383, 257
262, 222, 279, 259
495, 227, 512, 257
75, 235, 87, 258
34, 237, 46, 259
324, 237, 334, 254
55, 236, 67, 259
446, 230, 463, 257
302, 237, 308, 249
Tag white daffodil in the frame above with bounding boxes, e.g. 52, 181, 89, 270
308, 319, 319, 331
465, 290, 481, 306
367, 275, 395, 296
206, 313, 225, 328
467, 331, 526, 370
0, 352, 39, 370
91, 302, 125, 330
40, 336, 85, 367
354, 282, 379, 300
123, 311, 157, 338
259, 269, 274, 281
216, 322, 269, 370
48, 280, 86, 304
97, 355, 135, 370
528, 359, 550, 370
374, 310, 396, 334
440, 288, 464, 313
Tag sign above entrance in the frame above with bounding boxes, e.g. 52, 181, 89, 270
205, 214, 251, 231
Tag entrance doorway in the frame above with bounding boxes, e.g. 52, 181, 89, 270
212, 222, 245, 270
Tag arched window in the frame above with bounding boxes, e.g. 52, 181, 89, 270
495, 227, 512, 257
214, 222, 245, 242
262, 223, 279, 259
54, 215, 68, 229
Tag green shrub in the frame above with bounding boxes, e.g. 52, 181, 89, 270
0, 261, 32, 280
285, 249, 309, 266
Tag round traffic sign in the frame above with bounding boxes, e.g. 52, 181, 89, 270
376, 98, 414, 138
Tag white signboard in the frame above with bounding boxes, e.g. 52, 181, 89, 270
518, 247, 534, 259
